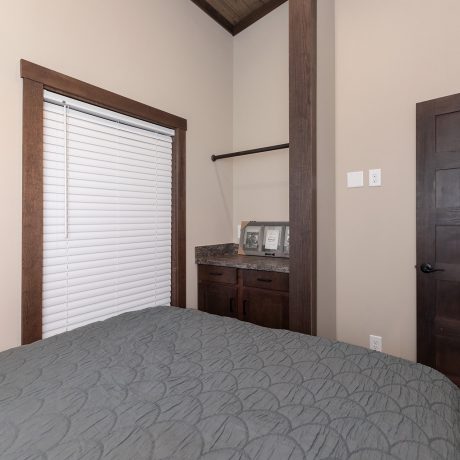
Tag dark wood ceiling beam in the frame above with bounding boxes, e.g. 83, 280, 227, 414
190, 0, 235, 35
233, 0, 288, 35
190, 0, 288, 36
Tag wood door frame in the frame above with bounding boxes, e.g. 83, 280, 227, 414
289, 0, 317, 335
21, 60, 187, 345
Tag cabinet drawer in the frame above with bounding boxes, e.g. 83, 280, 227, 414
242, 270, 289, 292
198, 265, 237, 284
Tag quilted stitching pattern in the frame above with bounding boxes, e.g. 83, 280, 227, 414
0, 307, 459, 459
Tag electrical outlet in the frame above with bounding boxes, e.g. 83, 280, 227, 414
369, 169, 382, 187
369, 335, 382, 352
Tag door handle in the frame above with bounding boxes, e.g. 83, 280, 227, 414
229, 298, 234, 313
243, 300, 248, 316
420, 263, 445, 274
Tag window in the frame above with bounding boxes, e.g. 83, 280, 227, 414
42, 92, 174, 337
21, 60, 186, 344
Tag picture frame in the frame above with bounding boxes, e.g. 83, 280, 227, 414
238, 221, 289, 258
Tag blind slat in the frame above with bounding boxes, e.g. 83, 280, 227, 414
44, 234, 169, 249
44, 264, 171, 290
44, 275, 171, 304
66, 115, 173, 149
44, 229, 171, 241
44, 249, 171, 270
66, 110, 173, 143
44, 242, 171, 259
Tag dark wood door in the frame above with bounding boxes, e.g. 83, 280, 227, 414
417, 93, 460, 386
198, 283, 237, 318
242, 288, 289, 329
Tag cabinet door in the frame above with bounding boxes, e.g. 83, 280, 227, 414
242, 288, 289, 329
199, 283, 237, 318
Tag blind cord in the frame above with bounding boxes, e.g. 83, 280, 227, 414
63, 103, 69, 331
64, 104, 69, 239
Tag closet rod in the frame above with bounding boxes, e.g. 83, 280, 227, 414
211, 143, 289, 161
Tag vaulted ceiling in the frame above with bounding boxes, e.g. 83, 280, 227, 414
190, 0, 288, 35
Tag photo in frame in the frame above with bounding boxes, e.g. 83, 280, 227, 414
238, 221, 289, 258
243, 225, 262, 251
262, 226, 283, 252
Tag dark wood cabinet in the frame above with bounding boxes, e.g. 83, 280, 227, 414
242, 288, 289, 329
198, 282, 237, 318
198, 265, 289, 329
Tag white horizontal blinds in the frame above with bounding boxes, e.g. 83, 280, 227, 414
42, 91, 174, 338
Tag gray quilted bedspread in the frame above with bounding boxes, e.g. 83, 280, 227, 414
0, 307, 459, 460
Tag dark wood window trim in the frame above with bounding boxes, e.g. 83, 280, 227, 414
289, 0, 317, 335
21, 60, 187, 345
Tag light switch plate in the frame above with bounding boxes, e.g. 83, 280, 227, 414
347, 171, 364, 188
369, 169, 382, 187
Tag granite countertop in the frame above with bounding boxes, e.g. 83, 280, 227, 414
195, 243, 289, 273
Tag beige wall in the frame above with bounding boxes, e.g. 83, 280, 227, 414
335, 0, 460, 359
232, 3, 289, 227
0, 0, 234, 351
232, 2, 336, 339
8, 0, 451, 360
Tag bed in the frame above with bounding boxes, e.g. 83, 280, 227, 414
0, 306, 459, 460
